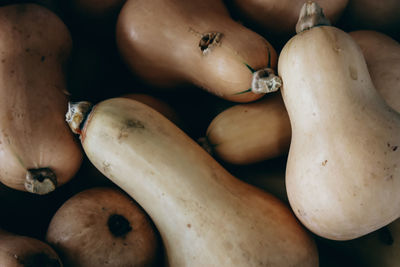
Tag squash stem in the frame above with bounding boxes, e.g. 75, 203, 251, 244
66, 101, 93, 135
251, 68, 282, 94
25, 167, 57, 195
295, 2, 331, 34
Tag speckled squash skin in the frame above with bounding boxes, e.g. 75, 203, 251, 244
279, 23, 400, 240
70, 98, 318, 267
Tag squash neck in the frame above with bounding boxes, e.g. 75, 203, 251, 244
295, 2, 331, 33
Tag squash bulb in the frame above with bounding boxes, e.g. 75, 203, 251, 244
278, 2, 400, 240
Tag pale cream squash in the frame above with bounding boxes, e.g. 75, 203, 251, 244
66, 98, 318, 267
278, 2, 400, 240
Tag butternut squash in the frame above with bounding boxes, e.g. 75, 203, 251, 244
0, 228, 62, 267
349, 30, 400, 112
278, 2, 400, 240
0, 4, 82, 194
46, 187, 160, 267
116, 0, 280, 102
203, 93, 291, 164
231, 0, 348, 37
66, 98, 318, 266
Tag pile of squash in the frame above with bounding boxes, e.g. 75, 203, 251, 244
0, 0, 399, 266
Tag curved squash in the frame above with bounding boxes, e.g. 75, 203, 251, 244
66, 98, 318, 266
116, 0, 280, 102
0, 4, 82, 194
278, 2, 400, 240
349, 30, 400, 112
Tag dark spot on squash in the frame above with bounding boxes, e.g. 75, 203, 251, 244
187, 223, 191, 228
126, 119, 144, 129
108, 214, 132, 238
392, 146, 398, 151
199, 32, 222, 55
41, 56, 45, 62
322, 160, 328, 166
349, 65, 358, 80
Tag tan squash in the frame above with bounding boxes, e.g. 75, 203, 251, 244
46, 187, 160, 267
231, 0, 348, 37
0, 4, 82, 194
0, 228, 63, 267
116, 0, 281, 102
203, 93, 291, 164
66, 98, 318, 266
278, 2, 400, 240
349, 30, 400, 112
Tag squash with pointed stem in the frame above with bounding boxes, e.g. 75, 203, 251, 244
0, 4, 82, 194
65, 98, 318, 266
116, 0, 280, 102
278, 2, 400, 240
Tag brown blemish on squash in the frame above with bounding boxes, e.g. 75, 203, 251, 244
187, 223, 191, 228
199, 32, 223, 56
118, 119, 144, 140
322, 160, 328, 166
349, 66, 358, 80
386, 142, 398, 151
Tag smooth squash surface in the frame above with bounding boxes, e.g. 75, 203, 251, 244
205, 93, 291, 164
116, 0, 278, 102
279, 3, 400, 240
0, 4, 82, 194
350, 30, 400, 112
68, 97, 318, 266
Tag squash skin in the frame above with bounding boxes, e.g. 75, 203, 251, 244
231, 0, 348, 36
75, 97, 318, 267
350, 30, 400, 113
0, 4, 82, 194
46, 187, 160, 267
206, 93, 291, 164
116, 0, 277, 102
0, 229, 63, 267
279, 25, 400, 240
